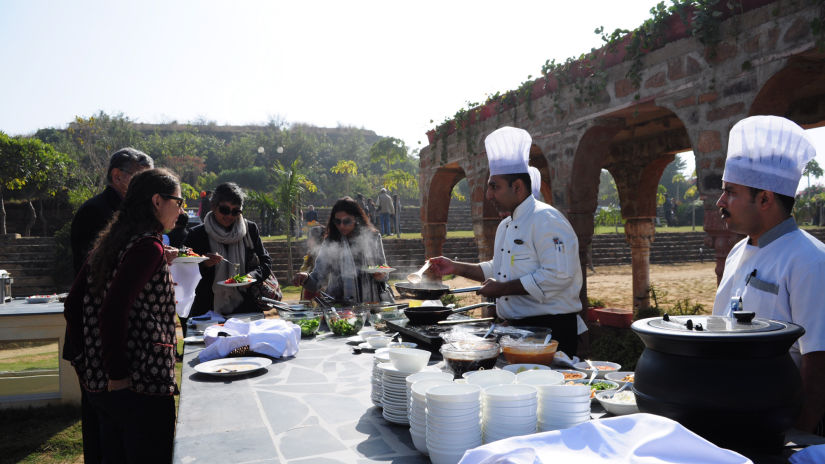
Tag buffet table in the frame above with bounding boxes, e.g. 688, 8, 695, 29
174, 334, 431, 463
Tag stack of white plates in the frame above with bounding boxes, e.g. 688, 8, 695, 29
528, 382, 591, 432
464, 369, 516, 389
426, 383, 483, 464
406, 371, 453, 417
378, 362, 416, 424
409, 377, 454, 455
481, 384, 538, 443
370, 349, 391, 406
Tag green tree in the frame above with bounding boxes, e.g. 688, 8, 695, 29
19, 139, 75, 236
330, 160, 358, 195
272, 158, 317, 282
803, 159, 823, 189
0, 133, 31, 235
369, 137, 408, 173
598, 169, 620, 207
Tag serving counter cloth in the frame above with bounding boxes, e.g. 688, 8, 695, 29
458, 413, 751, 464
199, 319, 300, 362
169, 261, 203, 318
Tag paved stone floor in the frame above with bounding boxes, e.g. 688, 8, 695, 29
174, 335, 429, 463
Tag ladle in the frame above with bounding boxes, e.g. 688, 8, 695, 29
542, 334, 552, 346
406, 261, 430, 284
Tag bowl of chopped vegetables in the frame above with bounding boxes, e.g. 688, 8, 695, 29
595, 390, 639, 415
324, 308, 367, 336
278, 310, 323, 337
566, 378, 620, 400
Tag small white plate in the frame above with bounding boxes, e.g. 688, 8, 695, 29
173, 256, 209, 264
358, 342, 376, 351
26, 295, 57, 303
361, 266, 396, 273
347, 335, 364, 344
183, 335, 204, 344
194, 357, 271, 377
217, 279, 257, 288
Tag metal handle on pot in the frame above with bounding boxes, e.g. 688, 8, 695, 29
449, 286, 483, 294
449, 302, 496, 314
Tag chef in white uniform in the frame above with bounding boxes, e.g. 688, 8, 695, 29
712, 115, 825, 434
429, 127, 583, 355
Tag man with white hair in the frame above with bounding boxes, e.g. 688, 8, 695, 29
429, 127, 583, 355
712, 115, 825, 434
377, 187, 394, 235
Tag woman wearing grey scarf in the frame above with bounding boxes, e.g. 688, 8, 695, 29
294, 196, 394, 304
184, 183, 272, 320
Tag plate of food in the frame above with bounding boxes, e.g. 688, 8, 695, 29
194, 357, 272, 377
361, 265, 395, 273
174, 248, 209, 263
26, 294, 58, 304
218, 274, 256, 287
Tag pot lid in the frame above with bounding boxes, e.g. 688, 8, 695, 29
647, 314, 783, 333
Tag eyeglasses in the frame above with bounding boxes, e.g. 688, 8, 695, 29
218, 205, 243, 216
333, 217, 354, 226
160, 194, 184, 208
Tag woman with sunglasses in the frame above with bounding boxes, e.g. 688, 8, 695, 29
184, 182, 272, 322
63, 168, 183, 463
293, 196, 394, 304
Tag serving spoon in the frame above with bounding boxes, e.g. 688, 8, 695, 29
406, 260, 430, 284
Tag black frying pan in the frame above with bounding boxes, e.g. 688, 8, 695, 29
394, 282, 482, 300
404, 302, 494, 325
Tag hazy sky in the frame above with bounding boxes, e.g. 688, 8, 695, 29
2, 0, 824, 190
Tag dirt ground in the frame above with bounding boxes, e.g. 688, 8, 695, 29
441, 261, 719, 313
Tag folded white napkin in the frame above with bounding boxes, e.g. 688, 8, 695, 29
790, 444, 825, 464
199, 318, 301, 362
459, 413, 752, 464
170, 261, 203, 318
550, 350, 579, 368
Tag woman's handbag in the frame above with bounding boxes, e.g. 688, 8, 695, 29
249, 274, 283, 311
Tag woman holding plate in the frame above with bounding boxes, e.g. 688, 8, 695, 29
184, 182, 272, 320
293, 196, 394, 304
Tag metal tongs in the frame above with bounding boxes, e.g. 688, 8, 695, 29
313, 290, 337, 312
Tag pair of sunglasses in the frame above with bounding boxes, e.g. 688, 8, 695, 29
218, 205, 243, 216
333, 217, 354, 226
160, 194, 184, 208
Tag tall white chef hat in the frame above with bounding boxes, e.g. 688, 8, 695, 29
723, 115, 816, 197
486, 126, 531, 176
528, 166, 542, 200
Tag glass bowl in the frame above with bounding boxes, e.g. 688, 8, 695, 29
278, 309, 323, 337
324, 308, 367, 336
439, 340, 501, 379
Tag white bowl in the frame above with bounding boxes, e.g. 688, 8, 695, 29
409, 429, 428, 455
465, 369, 516, 388
426, 383, 482, 402
482, 384, 538, 402
553, 369, 587, 381
366, 335, 392, 349
426, 398, 481, 412
538, 383, 592, 398
388, 348, 431, 373
502, 363, 552, 374
540, 395, 592, 407
595, 390, 639, 416
389, 341, 418, 349
573, 361, 622, 379
515, 370, 565, 386
566, 378, 620, 400
604, 371, 635, 385
538, 400, 591, 414
411, 379, 454, 400
484, 403, 537, 418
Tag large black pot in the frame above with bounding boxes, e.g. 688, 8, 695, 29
631, 314, 804, 456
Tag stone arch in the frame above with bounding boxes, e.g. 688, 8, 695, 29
529, 147, 552, 203
421, 162, 468, 259
749, 52, 825, 125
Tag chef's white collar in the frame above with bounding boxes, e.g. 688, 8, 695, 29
751, 216, 797, 248
511, 195, 536, 222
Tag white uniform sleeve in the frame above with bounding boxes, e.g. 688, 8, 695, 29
789, 258, 825, 355
519, 215, 578, 302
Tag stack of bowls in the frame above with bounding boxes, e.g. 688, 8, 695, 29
531, 382, 591, 431
481, 384, 538, 443
409, 377, 454, 455
378, 362, 417, 424
425, 383, 483, 464
406, 371, 454, 416
370, 348, 391, 406
464, 369, 516, 389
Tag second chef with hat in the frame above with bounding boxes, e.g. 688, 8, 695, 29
712, 115, 825, 434
429, 126, 583, 355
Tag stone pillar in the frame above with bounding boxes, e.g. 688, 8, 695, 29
474, 218, 499, 262
422, 222, 447, 259
624, 217, 655, 312
702, 205, 742, 284
567, 211, 595, 311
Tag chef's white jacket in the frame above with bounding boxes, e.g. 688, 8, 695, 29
713, 218, 825, 366
479, 196, 582, 320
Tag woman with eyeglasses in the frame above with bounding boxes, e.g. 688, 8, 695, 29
63, 168, 183, 463
293, 196, 394, 304
184, 182, 273, 322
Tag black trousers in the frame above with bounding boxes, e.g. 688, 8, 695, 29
87, 389, 175, 464
81, 389, 102, 463
507, 312, 578, 357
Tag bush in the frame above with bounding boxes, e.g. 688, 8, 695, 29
587, 296, 605, 308
51, 222, 74, 290
590, 326, 645, 371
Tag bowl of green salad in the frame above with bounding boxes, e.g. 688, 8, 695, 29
279, 309, 323, 337
324, 308, 368, 336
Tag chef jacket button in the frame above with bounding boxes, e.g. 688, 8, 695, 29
503, 275, 507, 278
500, 248, 503, 251
497, 272, 501, 275
504, 297, 509, 301
514, 226, 517, 228
507, 250, 510, 253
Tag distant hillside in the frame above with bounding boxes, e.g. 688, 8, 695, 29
130, 122, 382, 145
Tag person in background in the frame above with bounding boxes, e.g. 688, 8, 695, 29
63, 168, 183, 463
71, 147, 154, 275
366, 198, 377, 226
184, 182, 272, 320
293, 196, 394, 304
166, 212, 190, 248
298, 225, 326, 301
66, 146, 153, 464
428, 127, 583, 356
304, 204, 319, 225
377, 187, 394, 236
711, 115, 825, 434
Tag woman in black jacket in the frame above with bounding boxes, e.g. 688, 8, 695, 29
184, 183, 272, 323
